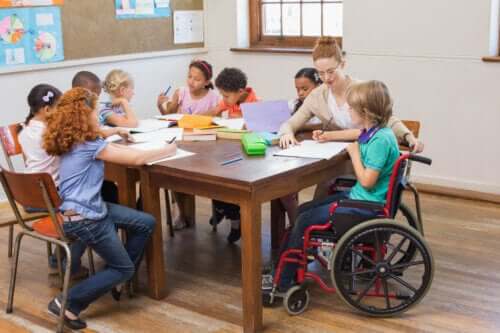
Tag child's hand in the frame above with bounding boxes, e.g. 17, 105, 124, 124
117, 129, 134, 142
312, 130, 330, 142
346, 141, 359, 157
157, 94, 170, 111
408, 137, 425, 153
279, 134, 299, 149
111, 97, 128, 107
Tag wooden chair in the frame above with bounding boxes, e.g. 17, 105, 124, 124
0, 123, 47, 257
0, 168, 94, 333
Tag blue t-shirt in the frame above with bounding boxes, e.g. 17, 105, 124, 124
99, 104, 125, 126
349, 127, 400, 203
59, 138, 108, 220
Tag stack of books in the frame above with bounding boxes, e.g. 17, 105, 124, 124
182, 128, 217, 141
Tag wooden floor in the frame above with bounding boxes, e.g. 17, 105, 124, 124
0, 188, 499, 333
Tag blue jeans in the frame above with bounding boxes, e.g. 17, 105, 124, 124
62, 203, 155, 315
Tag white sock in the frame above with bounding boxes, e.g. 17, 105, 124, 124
230, 219, 240, 229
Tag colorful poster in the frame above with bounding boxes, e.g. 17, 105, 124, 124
0, 6, 63, 67
0, 0, 63, 7
115, 0, 171, 19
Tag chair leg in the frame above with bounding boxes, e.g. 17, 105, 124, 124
46, 241, 53, 267
164, 189, 174, 237
55, 246, 64, 289
87, 249, 95, 275
6, 232, 24, 313
7, 225, 13, 258
57, 243, 72, 333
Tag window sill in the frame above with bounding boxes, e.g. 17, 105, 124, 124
482, 56, 500, 62
230, 47, 312, 55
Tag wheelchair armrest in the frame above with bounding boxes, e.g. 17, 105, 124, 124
335, 199, 385, 212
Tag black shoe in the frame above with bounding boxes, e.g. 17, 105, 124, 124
227, 228, 241, 244
111, 286, 122, 301
48, 297, 87, 330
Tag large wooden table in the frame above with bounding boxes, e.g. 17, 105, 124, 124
105, 139, 347, 333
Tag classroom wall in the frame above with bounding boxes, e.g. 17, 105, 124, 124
0, 0, 498, 199
204, 0, 500, 195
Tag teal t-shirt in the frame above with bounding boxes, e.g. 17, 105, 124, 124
349, 127, 400, 203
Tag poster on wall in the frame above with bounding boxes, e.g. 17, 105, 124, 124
0, 0, 64, 7
115, 0, 171, 19
0, 6, 64, 67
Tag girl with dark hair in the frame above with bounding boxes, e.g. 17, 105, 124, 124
157, 59, 220, 115
290, 67, 322, 115
18, 84, 62, 185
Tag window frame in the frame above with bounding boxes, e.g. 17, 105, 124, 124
249, 0, 343, 49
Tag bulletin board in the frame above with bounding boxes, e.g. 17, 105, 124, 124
61, 0, 204, 61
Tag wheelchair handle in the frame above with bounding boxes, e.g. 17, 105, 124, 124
408, 154, 432, 166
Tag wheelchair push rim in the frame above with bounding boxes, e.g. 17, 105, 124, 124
331, 219, 434, 317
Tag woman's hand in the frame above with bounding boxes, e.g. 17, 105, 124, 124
312, 130, 331, 142
279, 133, 299, 149
407, 135, 425, 153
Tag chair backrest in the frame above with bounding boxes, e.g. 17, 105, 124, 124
0, 167, 65, 239
384, 154, 409, 218
0, 123, 23, 171
402, 120, 420, 138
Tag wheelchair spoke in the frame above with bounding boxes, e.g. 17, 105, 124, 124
341, 268, 377, 277
374, 230, 382, 261
389, 274, 417, 293
351, 248, 375, 266
386, 236, 408, 263
391, 260, 424, 271
354, 275, 378, 305
382, 278, 391, 309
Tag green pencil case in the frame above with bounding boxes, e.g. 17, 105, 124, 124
241, 133, 267, 156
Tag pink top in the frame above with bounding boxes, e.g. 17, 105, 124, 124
177, 87, 220, 115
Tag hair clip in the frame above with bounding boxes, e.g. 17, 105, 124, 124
314, 72, 321, 83
42, 91, 54, 103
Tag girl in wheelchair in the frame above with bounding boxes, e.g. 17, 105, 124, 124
263, 80, 401, 304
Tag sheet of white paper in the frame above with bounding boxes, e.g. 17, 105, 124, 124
213, 117, 245, 130
174, 10, 204, 44
154, 114, 184, 121
274, 140, 349, 160
36, 13, 54, 26
127, 119, 173, 133
5, 48, 25, 65
132, 128, 183, 143
155, 0, 170, 8
147, 148, 195, 165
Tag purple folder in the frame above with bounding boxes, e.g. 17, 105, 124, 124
241, 100, 291, 133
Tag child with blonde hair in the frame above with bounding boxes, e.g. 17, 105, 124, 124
100, 69, 138, 127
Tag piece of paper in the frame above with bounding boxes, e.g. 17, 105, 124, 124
5, 48, 24, 65
241, 100, 291, 132
212, 117, 245, 130
127, 119, 173, 133
132, 128, 183, 143
274, 140, 349, 160
155, 0, 169, 8
155, 113, 184, 121
115, 0, 170, 19
174, 10, 204, 44
147, 148, 195, 165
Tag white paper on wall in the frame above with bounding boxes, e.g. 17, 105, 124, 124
174, 10, 204, 44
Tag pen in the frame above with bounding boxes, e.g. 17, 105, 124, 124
221, 156, 243, 166
167, 136, 176, 144
163, 86, 171, 96
320, 116, 334, 135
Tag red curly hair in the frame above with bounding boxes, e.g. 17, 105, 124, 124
43, 87, 100, 156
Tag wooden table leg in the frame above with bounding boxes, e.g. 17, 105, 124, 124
240, 198, 263, 333
270, 199, 286, 250
140, 170, 167, 299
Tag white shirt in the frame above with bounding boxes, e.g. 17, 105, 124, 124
328, 90, 352, 129
18, 119, 60, 186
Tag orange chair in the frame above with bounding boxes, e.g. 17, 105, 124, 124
0, 168, 95, 333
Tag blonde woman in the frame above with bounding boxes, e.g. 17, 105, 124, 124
100, 69, 138, 127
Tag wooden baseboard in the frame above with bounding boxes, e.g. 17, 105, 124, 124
414, 182, 500, 205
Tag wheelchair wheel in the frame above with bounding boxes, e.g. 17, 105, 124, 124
331, 219, 433, 317
283, 285, 310, 316
392, 203, 421, 265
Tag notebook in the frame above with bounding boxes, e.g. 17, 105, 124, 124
241, 100, 291, 133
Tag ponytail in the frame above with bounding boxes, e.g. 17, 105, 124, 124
21, 84, 62, 132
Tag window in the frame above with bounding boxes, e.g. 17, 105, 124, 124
249, 0, 343, 49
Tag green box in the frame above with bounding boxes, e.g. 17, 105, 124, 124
241, 133, 267, 156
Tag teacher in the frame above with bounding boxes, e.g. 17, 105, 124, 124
279, 36, 424, 198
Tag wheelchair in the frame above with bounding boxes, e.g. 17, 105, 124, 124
263, 153, 434, 317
